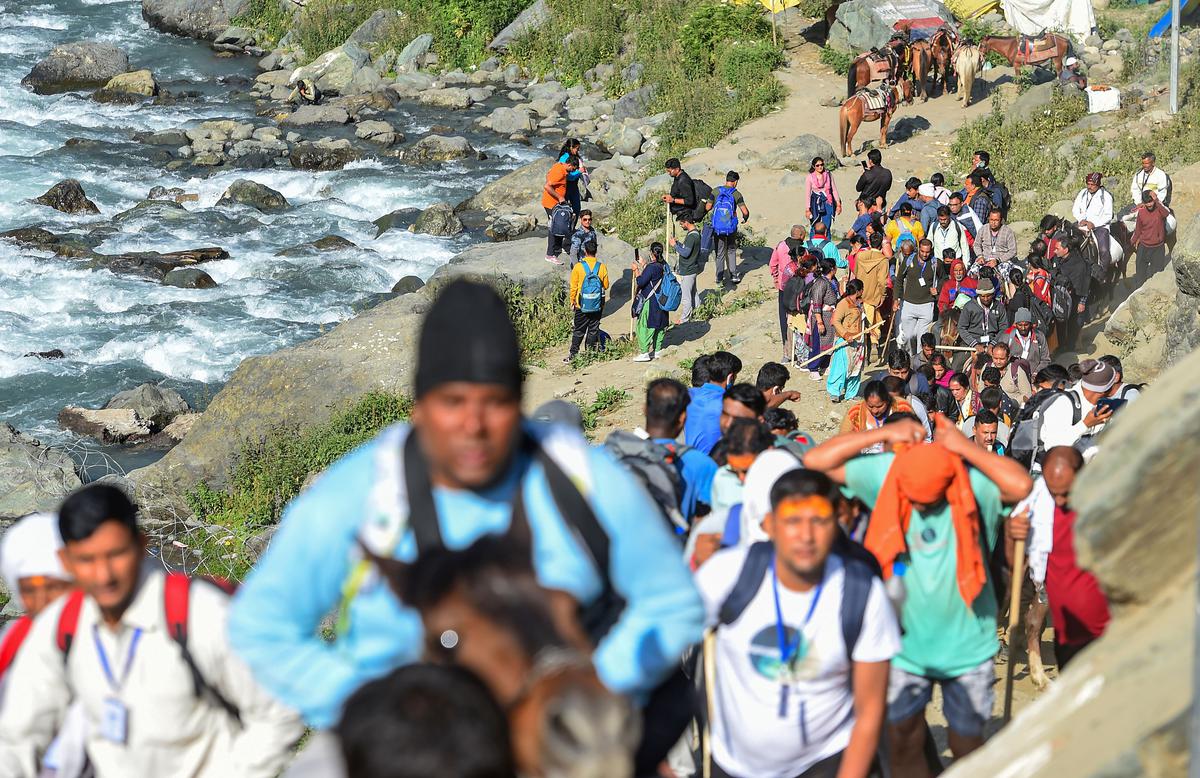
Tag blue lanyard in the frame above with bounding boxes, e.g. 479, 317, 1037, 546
770, 559, 824, 668
93, 626, 142, 694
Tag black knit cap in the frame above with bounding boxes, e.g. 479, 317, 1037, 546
414, 279, 522, 398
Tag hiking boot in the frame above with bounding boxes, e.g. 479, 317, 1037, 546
731, 273, 742, 284
544, 254, 563, 265
633, 353, 652, 362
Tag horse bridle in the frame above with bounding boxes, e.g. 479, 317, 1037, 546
504, 645, 595, 711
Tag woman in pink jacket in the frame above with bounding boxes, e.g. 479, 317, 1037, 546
769, 226, 806, 351
805, 156, 842, 236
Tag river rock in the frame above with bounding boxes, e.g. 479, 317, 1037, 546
89, 247, 230, 281
277, 235, 359, 256
105, 383, 190, 431
389, 71, 435, 98
768, 134, 840, 171
613, 85, 655, 121
291, 41, 369, 96
22, 42, 130, 94
418, 87, 473, 109
92, 69, 158, 102
163, 267, 217, 289
395, 33, 433, 73
597, 124, 644, 157
456, 159, 545, 214
217, 179, 288, 212
0, 425, 81, 519
391, 275, 425, 294
485, 212, 537, 241
412, 202, 463, 237
481, 106, 535, 134
345, 66, 383, 95
355, 119, 401, 146
289, 139, 360, 170
59, 407, 151, 444
348, 9, 405, 46
279, 104, 351, 127
406, 135, 476, 163
142, 0, 248, 40
32, 179, 100, 215
141, 129, 189, 147
24, 349, 66, 360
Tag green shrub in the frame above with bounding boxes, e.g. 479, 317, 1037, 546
497, 281, 574, 355
679, 2, 772, 78
718, 40, 786, 87
819, 45, 854, 76
581, 387, 628, 433
507, 0, 622, 86
231, 0, 294, 49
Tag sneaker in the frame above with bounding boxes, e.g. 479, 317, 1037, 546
562, 355, 573, 364
808, 370, 822, 381
544, 255, 563, 265
633, 353, 652, 362
731, 273, 742, 284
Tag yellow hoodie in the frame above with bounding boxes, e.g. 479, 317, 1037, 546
569, 256, 610, 309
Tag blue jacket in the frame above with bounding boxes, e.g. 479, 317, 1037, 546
653, 437, 717, 521
684, 383, 726, 454
888, 192, 923, 219
636, 262, 669, 330
227, 423, 705, 728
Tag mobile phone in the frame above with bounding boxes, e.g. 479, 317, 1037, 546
1096, 397, 1126, 414
634, 248, 641, 264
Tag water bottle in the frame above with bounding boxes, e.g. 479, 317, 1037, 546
886, 560, 908, 620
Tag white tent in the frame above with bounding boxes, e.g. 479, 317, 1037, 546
1000, 0, 1096, 39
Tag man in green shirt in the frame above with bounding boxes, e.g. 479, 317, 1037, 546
669, 214, 703, 324
804, 414, 1032, 776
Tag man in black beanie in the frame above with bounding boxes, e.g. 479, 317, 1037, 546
229, 279, 705, 776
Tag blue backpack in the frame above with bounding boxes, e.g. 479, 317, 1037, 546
657, 263, 682, 312
892, 220, 917, 250
712, 186, 738, 236
579, 258, 604, 313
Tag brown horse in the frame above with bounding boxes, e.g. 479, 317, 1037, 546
980, 34, 1071, 80
929, 27, 958, 96
846, 37, 911, 96
838, 78, 913, 157
372, 530, 639, 778
911, 39, 932, 101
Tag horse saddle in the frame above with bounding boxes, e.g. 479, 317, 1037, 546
865, 50, 894, 80
1018, 35, 1055, 57
860, 86, 893, 113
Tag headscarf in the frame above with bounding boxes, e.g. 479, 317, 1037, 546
739, 449, 802, 544
0, 513, 68, 609
864, 443, 988, 607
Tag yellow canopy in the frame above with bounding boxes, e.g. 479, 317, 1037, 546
943, 0, 1002, 19
740, 0, 802, 13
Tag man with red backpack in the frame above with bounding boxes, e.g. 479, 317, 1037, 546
0, 484, 303, 778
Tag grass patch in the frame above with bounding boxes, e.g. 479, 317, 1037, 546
692, 287, 772, 322
184, 391, 413, 579
498, 280, 574, 356
819, 46, 853, 76
570, 334, 640, 368
231, 0, 294, 49
581, 386, 628, 433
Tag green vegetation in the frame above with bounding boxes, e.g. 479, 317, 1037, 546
185, 391, 413, 578
231, 0, 293, 49
498, 281, 574, 356
570, 335, 640, 368
581, 386, 628, 433
692, 287, 772, 322
819, 46, 854, 76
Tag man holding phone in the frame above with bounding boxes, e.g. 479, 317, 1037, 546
1037, 359, 1121, 460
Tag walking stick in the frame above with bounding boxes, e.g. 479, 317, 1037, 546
1003, 537, 1027, 725
702, 629, 717, 778
796, 320, 884, 368
879, 255, 899, 362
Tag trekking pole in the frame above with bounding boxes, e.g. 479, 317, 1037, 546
1002, 537, 1027, 725
796, 321, 884, 368
702, 629, 717, 778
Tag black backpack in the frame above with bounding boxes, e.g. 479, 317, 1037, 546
1008, 388, 1082, 468
783, 272, 815, 315
691, 179, 713, 222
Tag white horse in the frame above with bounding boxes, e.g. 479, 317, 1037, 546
954, 44, 984, 107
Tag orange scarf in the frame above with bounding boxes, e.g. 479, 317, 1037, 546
864, 443, 988, 607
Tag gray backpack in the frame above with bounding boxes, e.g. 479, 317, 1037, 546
603, 430, 688, 532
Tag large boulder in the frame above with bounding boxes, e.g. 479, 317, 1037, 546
613, 85, 656, 121
418, 87, 473, 110
22, 42, 130, 94
1009, 81, 1084, 123
88, 247, 229, 281
217, 179, 289, 212
405, 135, 476, 163
141, 0, 249, 40
355, 119, 402, 146
58, 407, 152, 444
279, 104, 351, 127
766, 134, 840, 172
394, 33, 433, 72
372, 207, 422, 237
389, 71, 435, 98
949, 347, 1200, 778
291, 41, 370, 96
485, 212, 538, 241
0, 425, 81, 519
288, 139, 360, 171
105, 384, 191, 431
456, 159, 546, 214
92, 69, 158, 103
481, 106, 535, 134
163, 267, 217, 289
488, 0, 548, 52
412, 202, 464, 237
348, 9, 405, 46
32, 179, 100, 215
597, 124, 644, 157
828, 0, 954, 51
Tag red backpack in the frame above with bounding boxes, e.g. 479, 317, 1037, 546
0, 573, 241, 723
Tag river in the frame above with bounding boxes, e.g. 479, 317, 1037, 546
0, 0, 537, 469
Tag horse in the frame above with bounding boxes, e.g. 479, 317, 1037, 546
954, 43, 984, 106
911, 39, 932, 101
846, 36, 911, 96
371, 528, 639, 778
838, 78, 913, 157
929, 27, 958, 96
980, 34, 1071, 80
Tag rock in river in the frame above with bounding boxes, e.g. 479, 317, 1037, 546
217, 179, 289, 212
405, 135, 477, 163
32, 179, 100, 215
21, 42, 130, 94
141, 0, 249, 41
412, 202, 464, 237
90, 247, 230, 281
163, 267, 217, 289
391, 275, 425, 295
105, 383, 190, 431
279, 105, 351, 127
58, 407, 152, 444
355, 119, 402, 146
92, 69, 158, 102
288, 139, 361, 171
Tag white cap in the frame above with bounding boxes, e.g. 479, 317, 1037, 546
1065, 56, 1078, 66
0, 513, 68, 610
918, 182, 936, 197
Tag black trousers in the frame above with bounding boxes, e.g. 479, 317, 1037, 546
712, 750, 844, 778
545, 207, 567, 257
778, 289, 791, 345
568, 309, 601, 356
1136, 243, 1167, 286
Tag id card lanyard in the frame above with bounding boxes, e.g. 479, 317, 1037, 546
94, 626, 143, 744
771, 558, 823, 743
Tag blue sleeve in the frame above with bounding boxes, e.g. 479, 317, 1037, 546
636, 264, 662, 292
227, 440, 391, 729
585, 448, 705, 694
680, 449, 718, 518
675, 238, 695, 259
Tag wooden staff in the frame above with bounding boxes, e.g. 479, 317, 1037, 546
702, 629, 717, 778
879, 254, 899, 360
934, 344, 980, 353
797, 320, 884, 368
1003, 537, 1027, 724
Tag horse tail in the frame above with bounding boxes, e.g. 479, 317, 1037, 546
839, 103, 849, 155
847, 60, 858, 98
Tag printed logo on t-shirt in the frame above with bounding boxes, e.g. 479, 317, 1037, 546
747, 625, 821, 682
909, 522, 949, 554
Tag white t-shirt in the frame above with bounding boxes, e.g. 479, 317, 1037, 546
695, 548, 901, 778
1039, 383, 1099, 451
